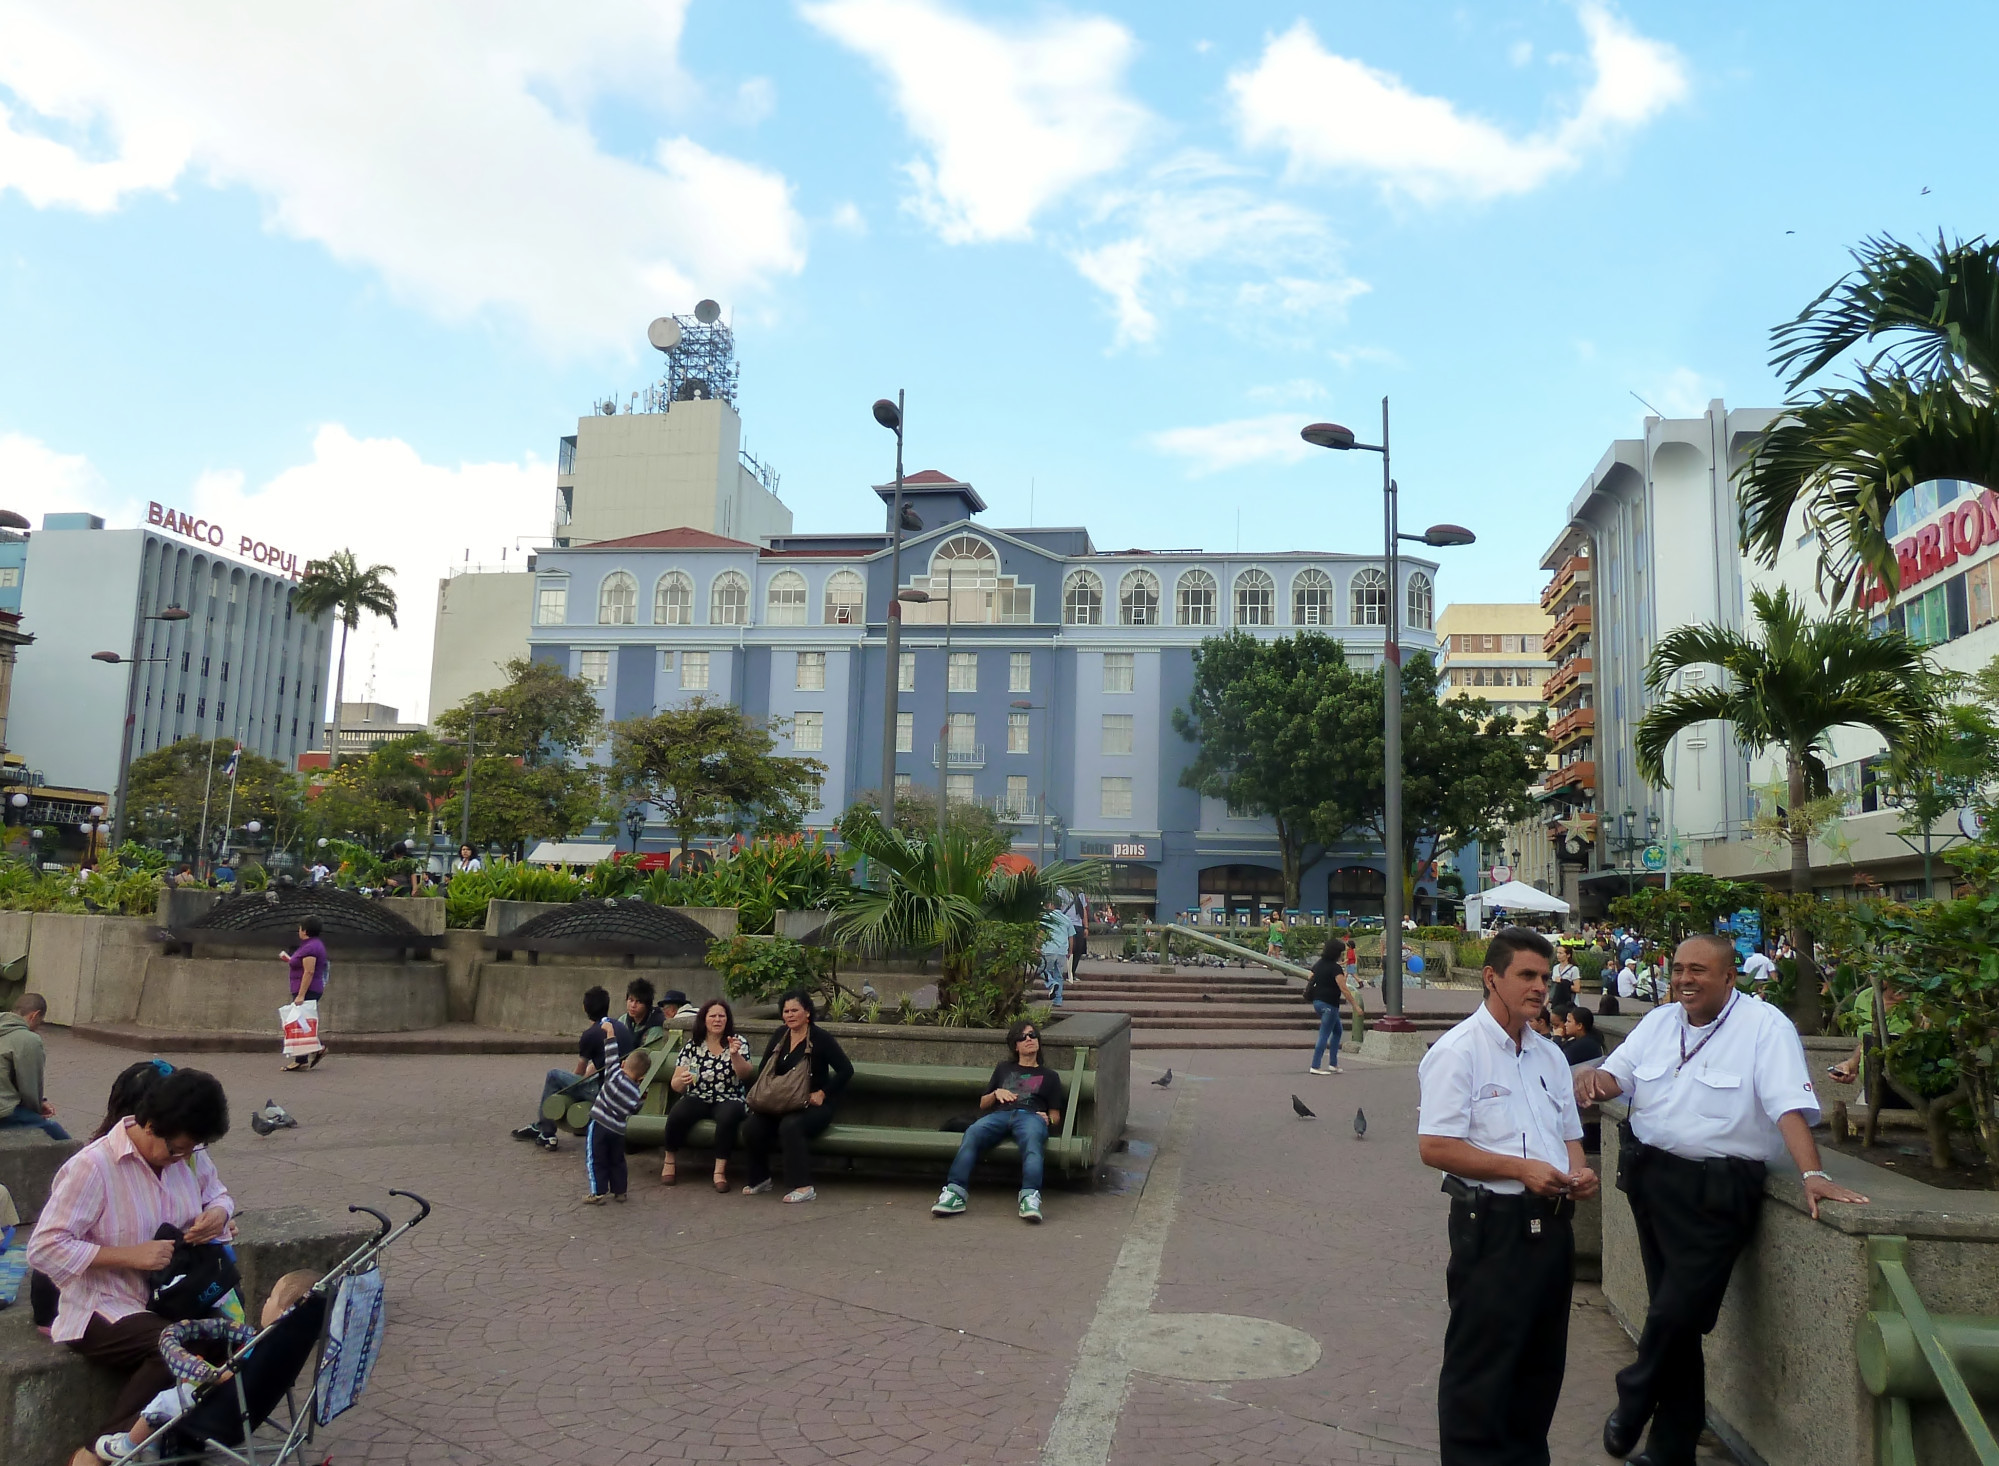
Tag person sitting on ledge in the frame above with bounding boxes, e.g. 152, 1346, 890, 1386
512, 986, 622, 1152
739, 990, 853, 1205
932, 1019, 1066, 1225
661, 999, 753, 1191
0, 992, 67, 1139
622, 979, 665, 1042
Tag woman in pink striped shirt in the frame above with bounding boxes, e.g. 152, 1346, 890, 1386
29, 1069, 235, 1438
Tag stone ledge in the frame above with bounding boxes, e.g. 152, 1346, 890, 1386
0, 1131, 81, 1224
72, 1022, 572, 1055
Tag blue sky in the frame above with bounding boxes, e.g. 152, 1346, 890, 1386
1, 1, 1992, 719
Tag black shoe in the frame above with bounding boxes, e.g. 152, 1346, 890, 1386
1603, 1408, 1644, 1458
536, 1133, 560, 1151
511, 1125, 541, 1141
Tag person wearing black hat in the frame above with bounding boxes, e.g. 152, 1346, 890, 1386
1417, 925, 1597, 1465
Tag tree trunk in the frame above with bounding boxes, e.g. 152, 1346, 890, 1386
1276, 816, 1302, 911
1786, 751, 1823, 1034
328, 617, 351, 769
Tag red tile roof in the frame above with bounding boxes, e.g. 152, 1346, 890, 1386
902, 469, 966, 486
579, 527, 755, 550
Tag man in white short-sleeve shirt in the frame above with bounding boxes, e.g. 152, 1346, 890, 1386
1417, 927, 1596, 1465
1739, 947, 1776, 985
1577, 933, 1866, 1464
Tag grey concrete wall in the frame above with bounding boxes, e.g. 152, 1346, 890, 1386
0, 910, 33, 967
440, 928, 485, 1022
0, 1130, 80, 1222
776, 910, 832, 941
135, 955, 448, 1034
474, 959, 718, 1033
30, 915, 156, 1027
484, 899, 570, 937
671, 906, 737, 938
381, 896, 447, 935
156, 888, 223, 930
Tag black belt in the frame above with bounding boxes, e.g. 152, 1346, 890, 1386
1442, 1174, 1575, 1221
1627, 1139, 1766, 1184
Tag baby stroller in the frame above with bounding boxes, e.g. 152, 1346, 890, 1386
119, 1189, 430, 1465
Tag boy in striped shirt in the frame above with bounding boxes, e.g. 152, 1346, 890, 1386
585, 1050, 650, 1204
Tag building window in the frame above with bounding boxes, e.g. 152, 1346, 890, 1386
1008, 711, 1030, 754
220, 661, 229, 682
894, 771, 913, 792
659, 650, 675, 675
946, 772, 976, 804
1234, 569, 1274, 626
948, 651, 978, 692
1350, 567, 1388, 626
896, 711, 914, 753
1100, 776, 1133, 818
824, 570, 865, 625
0, 568, 17, 588
900, 535, 1031, 625
215, 701, 224, 721
1292, 568, 1334, 626
1176, 570, 1217, 626
598, 572, 637, 625
711, 571, 749, 625
1104, 652, 1135, 693
1102, 713, 1134, 755
1063, 571, 1104, 625
1119, 569, 1160, 626
201, 656, 210, 676
681, 652, 710, 690
196, 697, 206, 717
1009, 651, 1031, 692
947, 711, 977, 754
766, 570, 808, 625
1006, 774, 1031, 813
899, 651, 915, 691
792, 711, 824, 752
654, 572, 693, 625
177, 693, 185, 714
579, 650, 609, 686
796, 651, 827, 690
1407, 571, 1434, 631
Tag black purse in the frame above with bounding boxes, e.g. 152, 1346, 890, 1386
146, 1223, 241, 1322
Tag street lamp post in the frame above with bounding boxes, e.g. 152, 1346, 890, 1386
1011, 699, 1052, 869
81, 805, 107, 868
1302, 403, 1476, 1028
95, 605, 190, 851
624, 804, 647, 856
873, 394, 923, 830
935, 567, 956, 847
458, 705, 503, 854
893, 588, 932, 836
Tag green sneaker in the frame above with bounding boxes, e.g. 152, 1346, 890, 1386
1019, 1189, 1043, 1223
932, 1187, 967, 1217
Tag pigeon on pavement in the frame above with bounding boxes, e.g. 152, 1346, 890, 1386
1353, 1107, 1368, 1139
1291, 1095, 1315, 1119
249, 1099, 299, 1136
1151, 1069, 1174, 1088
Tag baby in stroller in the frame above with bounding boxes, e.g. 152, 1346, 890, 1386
95, 1270, 320, 1462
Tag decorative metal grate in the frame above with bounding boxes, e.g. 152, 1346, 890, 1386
181, 887, 423, 941
502, 898, 713, 957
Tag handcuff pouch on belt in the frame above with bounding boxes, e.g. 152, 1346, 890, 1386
1442, 1175, 1573, 1240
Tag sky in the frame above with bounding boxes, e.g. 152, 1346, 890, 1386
1, 0, 1994, 723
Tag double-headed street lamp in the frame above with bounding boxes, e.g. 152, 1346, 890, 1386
873, 394, 925, 830
1303, 401, 1475, 1029
458, 704, 504, 854
94, 604, 191, 851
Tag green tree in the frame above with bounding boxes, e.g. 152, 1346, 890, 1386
1172, 631, 1366, 909
1739, 234, 1999, 599
1635, 585, 1944, 1031
293, 549, 399, 766
845, 785, 1003, 844
125, 738, 304, 863
434, 657, 601, 766
434, 757, 607, 858
609, 697, 826, 854
1607, 873, 1769, 950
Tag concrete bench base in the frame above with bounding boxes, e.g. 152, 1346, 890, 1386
0, 1205, 379, 1466
0, 1131, 82, 1224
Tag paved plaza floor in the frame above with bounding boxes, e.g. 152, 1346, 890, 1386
34, 1028, 1725, 1465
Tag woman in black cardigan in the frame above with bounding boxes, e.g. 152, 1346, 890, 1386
740, 989, 854, 1203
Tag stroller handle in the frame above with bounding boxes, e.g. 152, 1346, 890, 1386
347, 1204, 392, 1239
388, 1189, 432, 1223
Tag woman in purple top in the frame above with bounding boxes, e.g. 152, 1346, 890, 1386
280, 916, 329, 1072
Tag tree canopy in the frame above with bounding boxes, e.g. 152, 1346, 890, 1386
434, 657, 602, 766
609, 697, 826, 853
125, 739, 303, 862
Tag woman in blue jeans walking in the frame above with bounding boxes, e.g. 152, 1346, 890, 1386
1306, 938, 1360, 1075
932, 1020, 1069, 1224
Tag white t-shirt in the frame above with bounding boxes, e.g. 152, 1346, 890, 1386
1417, 1004, 1584, 1195
1617, 964, 1639, 998
1741, 951, 1776, 983
1598, 992, 1819, 1162
1552, 960, 1580, 987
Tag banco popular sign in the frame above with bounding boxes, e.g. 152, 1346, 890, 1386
148, 502, 308, 580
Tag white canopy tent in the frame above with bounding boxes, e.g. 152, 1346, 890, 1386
1463, 880, 1570, 929
525, 841, 620, 866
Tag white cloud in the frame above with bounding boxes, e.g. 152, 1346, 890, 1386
8, 427, 550, 723
1508, 39, 1535, 67
0, 3, 806, 349
1228, 4, 1687, 202
1146, 412, 1322, 477
828, 201, 868, 235
801, 0, 1151, 243
1639, 366, 1721, 417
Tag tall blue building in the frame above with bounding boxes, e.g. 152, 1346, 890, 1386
525, 471, 1442, 923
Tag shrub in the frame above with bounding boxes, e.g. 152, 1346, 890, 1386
937, 920, 1043, 1026
704, 934, 835, 1006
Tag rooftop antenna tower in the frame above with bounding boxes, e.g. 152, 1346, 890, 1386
646, 300, 739, 410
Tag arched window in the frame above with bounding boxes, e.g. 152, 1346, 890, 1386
903, 535, 1030, 623
711, 570, 749, 626
597, 571, 637, 625
1292, 568, 1334, 626
766, 570, 808, 625
653, 571, 692, 625
1063, 571, 1104, 625
824, 570, 865, 625
1176, 569, 1217, 626
1407, 570, 1434, 631
1119, 569, 1160, 626
1234, 569, 1274, 626
1350, 567, 1387, 627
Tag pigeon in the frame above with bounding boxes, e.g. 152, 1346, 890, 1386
1151, 1069, 1174, 1088
859, 980, 879, 1003
1199, 993, 1213, 1002
249, 1099, 298, 1136
1291, 1095, 1315, 1119
1353, 1107, 1368, 1139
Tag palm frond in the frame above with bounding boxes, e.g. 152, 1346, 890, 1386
1634, 687, 1750, 787
1772, 233, 1999, 390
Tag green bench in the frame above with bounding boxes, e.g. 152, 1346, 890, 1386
545, 1038, 1099, 1181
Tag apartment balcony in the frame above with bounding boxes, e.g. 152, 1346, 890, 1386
1543, 601, 1592, 660
1542, 656, 1593, 703
1540, 555, 1591, 612
931, 742, 986, 770
1547, 705, 1595, 754
983, 793, 1050, 824
1546, 759, 1597, 794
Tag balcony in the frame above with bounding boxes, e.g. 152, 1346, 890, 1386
1547, 705, 1595, 753
932, 742, 986, 770
1546, 759, 1597, 794
1542, 656, 1593, 704
1543, 601, 1592, 659
1540, 555, 1591, 612
984, 793, 1051, 824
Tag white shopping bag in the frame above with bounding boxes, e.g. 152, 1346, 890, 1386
280, 1000, 322, 1056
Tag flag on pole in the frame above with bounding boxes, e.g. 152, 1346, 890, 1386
223, 744, 241, 780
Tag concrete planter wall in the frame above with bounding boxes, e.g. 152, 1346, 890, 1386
381, 896, 446, 935
484, 899, 571, 937
27, 914, 156, 1026
135, 954, 448, 1034
473, 959, 718, 1033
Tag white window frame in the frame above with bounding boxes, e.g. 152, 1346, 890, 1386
948, 651, 978, 693
1119, 568, 1160, 626
653, 571, 693, 626
1007, 711, 1030, 754
681, 651, 710, 690
766, 570, 809, 626
896, 711, 914, 753
796, 650, 827, 691
1407, 570, 1435, 631
598, 572, 637, 626
1234, 569, 1274, 626
710, 571, 749, 626
1176, 569, 1217, 626
1100, 776, 1133, 819
1291, 568, 1334, 626
1009, 651, 1031, 692
1103, 652, 1135, 693
1063, 571, 1104, 625
824, 570, 866, 625
578, 649, 610, 687
536, 582, 569, 626
792, 711, 824, 752
1102, 713, 1134, 755
1350, 567, 1388, 627
898, 651, 915, 692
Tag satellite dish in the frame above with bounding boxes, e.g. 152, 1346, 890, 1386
647, 317, 682, 352
677, 378, 710, 401
694, 299, 722, 325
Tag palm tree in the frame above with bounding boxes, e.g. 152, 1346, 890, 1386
294, 550, 398, 767
1739, 234, 1999, 599
1634, 585, 1943, 1032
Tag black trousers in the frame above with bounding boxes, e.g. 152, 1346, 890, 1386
586, 1122, 628, 1196
740, 1104, 835, 1189
1438, 1190, 1574, 1466
1616, 1144, 1765, 1465
664, 1094, 748, 1158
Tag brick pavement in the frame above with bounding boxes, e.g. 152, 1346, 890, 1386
28, 1028, 1727, 1465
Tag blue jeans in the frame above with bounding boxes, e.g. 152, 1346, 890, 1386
0, 1103, 69, 1140
946, 1109, 1049, 1193
1042, 955, 1065, 1006
1311, 1000, 1343, 1069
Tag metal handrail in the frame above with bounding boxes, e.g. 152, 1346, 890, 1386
1860, 1235, 1999, 1465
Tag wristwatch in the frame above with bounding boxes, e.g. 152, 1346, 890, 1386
1801, 1169, 1831, 1183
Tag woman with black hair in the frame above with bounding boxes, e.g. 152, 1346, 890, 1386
661, 999, 753, 1191
738, 991, 853, 1204
932, 1019, 1067, 1223
280, 918, 329, 1072
1306, 937, 1360, 1075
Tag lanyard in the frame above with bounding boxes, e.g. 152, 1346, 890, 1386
1677, 993, 1738, 1073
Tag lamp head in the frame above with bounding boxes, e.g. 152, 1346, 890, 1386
899, 505, 924, 532
896, 588, 931, 603
0, 510, 28, 531
872, 398, 902, 433
1421, 523, 1477, 548
8, 792, 24, 808
91, 651, 121, 663
1301, 422, 1358, 451
1010, 700, 1032, 709
156, 606, 191, 622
